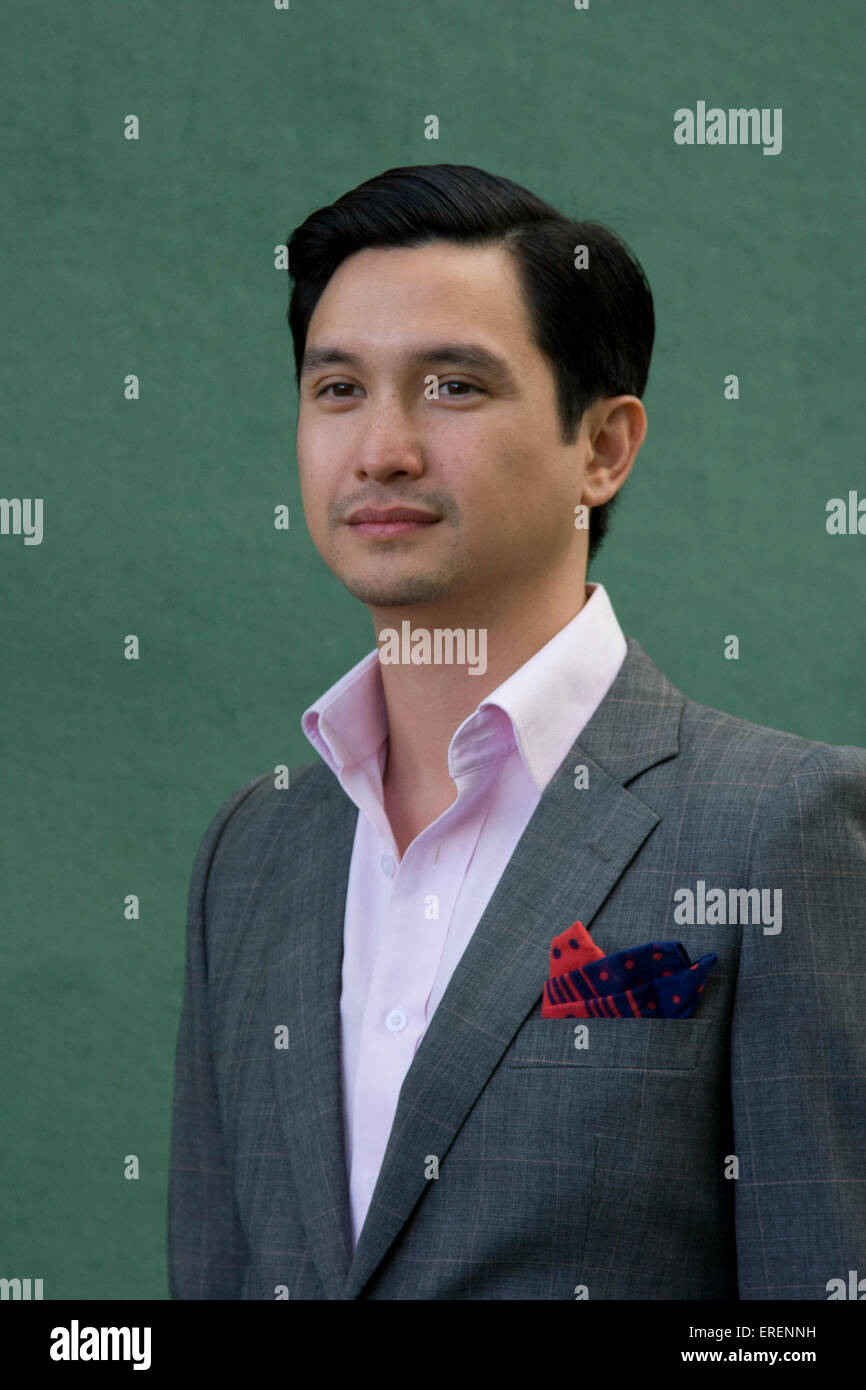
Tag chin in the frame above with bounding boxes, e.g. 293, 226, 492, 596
342, 571, 454, 608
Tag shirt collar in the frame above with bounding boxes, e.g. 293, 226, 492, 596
474, 581, 626, 791
301, 582, 627, 796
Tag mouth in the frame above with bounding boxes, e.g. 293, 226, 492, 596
346, 507, 441, 539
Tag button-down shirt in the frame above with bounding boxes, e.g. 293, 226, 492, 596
301, 581, 627, 1247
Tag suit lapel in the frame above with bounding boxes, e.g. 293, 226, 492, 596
341, 636, 686, 1298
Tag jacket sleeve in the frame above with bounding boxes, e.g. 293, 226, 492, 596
732, 741, 866, 1299
167, 773, 271, 1299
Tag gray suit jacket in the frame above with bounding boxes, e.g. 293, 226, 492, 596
167, 636, 866, 1299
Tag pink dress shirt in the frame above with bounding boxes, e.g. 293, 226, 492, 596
301, 581, 627, 1247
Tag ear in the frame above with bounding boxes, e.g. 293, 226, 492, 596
579, 397, 647, 508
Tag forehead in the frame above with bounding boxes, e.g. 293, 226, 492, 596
305, 239, 535, 350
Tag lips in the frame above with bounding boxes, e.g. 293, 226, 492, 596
345, 506, 441, 539
346, 507, 439, 525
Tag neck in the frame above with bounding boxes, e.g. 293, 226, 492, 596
372, 578, 591, 805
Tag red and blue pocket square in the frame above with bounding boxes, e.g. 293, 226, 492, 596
542, 920, 717, 1019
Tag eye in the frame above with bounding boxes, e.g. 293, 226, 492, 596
438, 380, 482, 397
316, 381, 359, 398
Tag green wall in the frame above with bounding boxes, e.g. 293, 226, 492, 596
2, 0, 863, 1298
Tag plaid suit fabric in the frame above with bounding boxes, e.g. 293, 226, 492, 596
167, 636, 866, 1299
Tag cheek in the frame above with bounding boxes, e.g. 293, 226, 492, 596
478, 426, 541, 495
297, 430, 330, 496
296, 462, 330, 541
298, 420, 347, 491
296, 413, 325, 472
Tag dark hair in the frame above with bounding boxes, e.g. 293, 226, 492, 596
286, 164, 654, 565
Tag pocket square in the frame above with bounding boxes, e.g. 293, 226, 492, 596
542, 920, 717, 1019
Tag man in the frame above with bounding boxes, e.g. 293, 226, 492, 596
168, 164, 865, 1300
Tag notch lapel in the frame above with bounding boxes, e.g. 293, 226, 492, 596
341, 637, 685, 1299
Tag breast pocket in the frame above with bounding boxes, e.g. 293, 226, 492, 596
506, 1014, 711, 1071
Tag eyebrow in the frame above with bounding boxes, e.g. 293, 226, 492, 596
300, 342, 518, 390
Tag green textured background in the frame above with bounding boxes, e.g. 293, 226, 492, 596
1, 0, 863, 1299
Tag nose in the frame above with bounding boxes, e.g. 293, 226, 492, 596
352, 395, 425, 484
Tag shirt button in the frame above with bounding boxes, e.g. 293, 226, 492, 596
380, 853, 396, 876
385, 1008, 407, 1032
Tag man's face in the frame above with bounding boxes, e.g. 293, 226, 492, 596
296, 239, 588, 614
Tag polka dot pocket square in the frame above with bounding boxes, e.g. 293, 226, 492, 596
541, 920, 717, 1019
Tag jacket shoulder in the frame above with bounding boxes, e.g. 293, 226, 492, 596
677, 694, 866, 784
188, 759, 337, 899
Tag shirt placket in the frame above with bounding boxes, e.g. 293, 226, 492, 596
348, 762, 491, 1226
